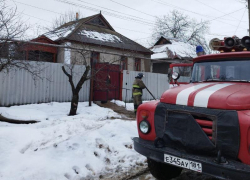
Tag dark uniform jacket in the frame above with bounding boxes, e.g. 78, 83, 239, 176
132, 78, 146, 96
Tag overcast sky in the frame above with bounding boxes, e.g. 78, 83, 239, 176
6, 0, 249, 47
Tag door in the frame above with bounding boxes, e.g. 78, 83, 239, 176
93, 63, 121, 101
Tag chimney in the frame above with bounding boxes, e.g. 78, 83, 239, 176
76, 12, 79, 21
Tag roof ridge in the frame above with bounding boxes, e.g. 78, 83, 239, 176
63, 14, 101, 40
114, 31, 153, 54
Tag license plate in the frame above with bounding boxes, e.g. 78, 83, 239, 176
164, 154, 202, 172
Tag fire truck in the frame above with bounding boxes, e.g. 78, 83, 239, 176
133, 36, 250, 180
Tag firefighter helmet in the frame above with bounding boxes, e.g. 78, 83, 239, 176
136, 73, 144, 79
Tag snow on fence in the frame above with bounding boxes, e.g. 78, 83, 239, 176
0, 61, 90, 107
122, 70, 169, 102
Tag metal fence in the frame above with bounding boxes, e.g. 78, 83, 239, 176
0, 61, 90, 106
122, 70, 169, 102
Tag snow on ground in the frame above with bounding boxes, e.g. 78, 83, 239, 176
0, 102, 146, 180
110, 100, 134, 111
111, 100, 149, 112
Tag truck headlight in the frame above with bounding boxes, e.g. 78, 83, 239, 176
139, 120, 151, 134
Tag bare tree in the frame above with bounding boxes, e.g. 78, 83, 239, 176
60, 45, 122, 116
52, 10, 83, 29
0, 0, 26, 70
152, 10, 210, 53
0, 0, 48, 79
61, 47, 91, 116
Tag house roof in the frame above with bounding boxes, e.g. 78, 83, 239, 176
154, 36, 172, 46
44, 14, 153, 55
151, 36, 197, 59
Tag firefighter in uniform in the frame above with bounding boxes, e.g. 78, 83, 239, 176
132, 73, 146, 114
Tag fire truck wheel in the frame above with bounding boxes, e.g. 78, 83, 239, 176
147, 158, 182, 180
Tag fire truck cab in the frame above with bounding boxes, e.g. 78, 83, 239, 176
168, 63, 193, 87
133, 36, 250, 180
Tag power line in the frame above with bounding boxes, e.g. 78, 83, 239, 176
194, 0, 245, 22
206, 7, 245, 23
75, 0, 155, 23
14, 0, 247, 39
109, 0, 156, 18
18, 11, 53, 24
57, 0, 247, 30
62, 0, 156, 25
234, 8, 247, 34
109, 0, 248, 33
14, 0, 153, 35
13, 1, 64, 15
152, 0, 246, 23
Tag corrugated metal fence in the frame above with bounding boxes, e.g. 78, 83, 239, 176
0, 61, 90, 106
122, 70, 169, 102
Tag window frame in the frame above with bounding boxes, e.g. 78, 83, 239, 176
120, 56, 128, 70
134, 58, 141, 71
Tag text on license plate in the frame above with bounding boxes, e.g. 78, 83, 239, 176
164, 154, 202, 172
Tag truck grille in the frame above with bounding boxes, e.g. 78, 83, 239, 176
155, 103, 240, 159
194, 116, 217, 144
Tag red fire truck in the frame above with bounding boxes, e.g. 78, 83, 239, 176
133, 36, 250, 180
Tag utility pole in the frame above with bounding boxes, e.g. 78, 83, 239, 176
248, 0, 250, 35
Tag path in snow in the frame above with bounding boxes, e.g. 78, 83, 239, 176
95, 101, 135, 120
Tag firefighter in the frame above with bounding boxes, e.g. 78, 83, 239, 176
196, 45, 205, 56
132, 73, 146, 114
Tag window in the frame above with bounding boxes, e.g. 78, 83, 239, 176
120, 56, 128, 70
134, 58, 141, 71
91, 52, 100, 65
191, 60, 250, 82
28, 51, 54, 62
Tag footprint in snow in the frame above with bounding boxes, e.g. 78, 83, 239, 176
72, 166, 80, 174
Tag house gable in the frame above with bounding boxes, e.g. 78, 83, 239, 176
154, 36, 172, 46
85, 14, 115, 31
31, 35, 58, 44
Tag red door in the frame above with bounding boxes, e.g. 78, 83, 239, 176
93, 63, 121, 101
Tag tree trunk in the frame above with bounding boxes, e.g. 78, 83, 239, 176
62, 65, 90, 116
69, 93, 79, 116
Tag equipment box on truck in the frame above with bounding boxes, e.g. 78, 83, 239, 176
133, 36, 250, 180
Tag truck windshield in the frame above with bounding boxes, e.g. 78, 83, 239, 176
191, 60, 250, 82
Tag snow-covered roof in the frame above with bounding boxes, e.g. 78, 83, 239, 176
80, 30, 122, 43
151, 39, 197, 59
45, 23, 78, 41
43, 14, 152, 54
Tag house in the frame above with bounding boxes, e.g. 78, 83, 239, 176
0, 36, 58, 62
150, 36, 197, 74
43, 13, 153, 72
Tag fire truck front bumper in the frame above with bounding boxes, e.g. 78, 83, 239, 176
133, 137, 250, 180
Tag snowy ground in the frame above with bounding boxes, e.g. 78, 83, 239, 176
0, 102, 146, 180
110, 100, 149, 112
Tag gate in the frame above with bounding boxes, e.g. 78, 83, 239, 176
93, 63, 121, 101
